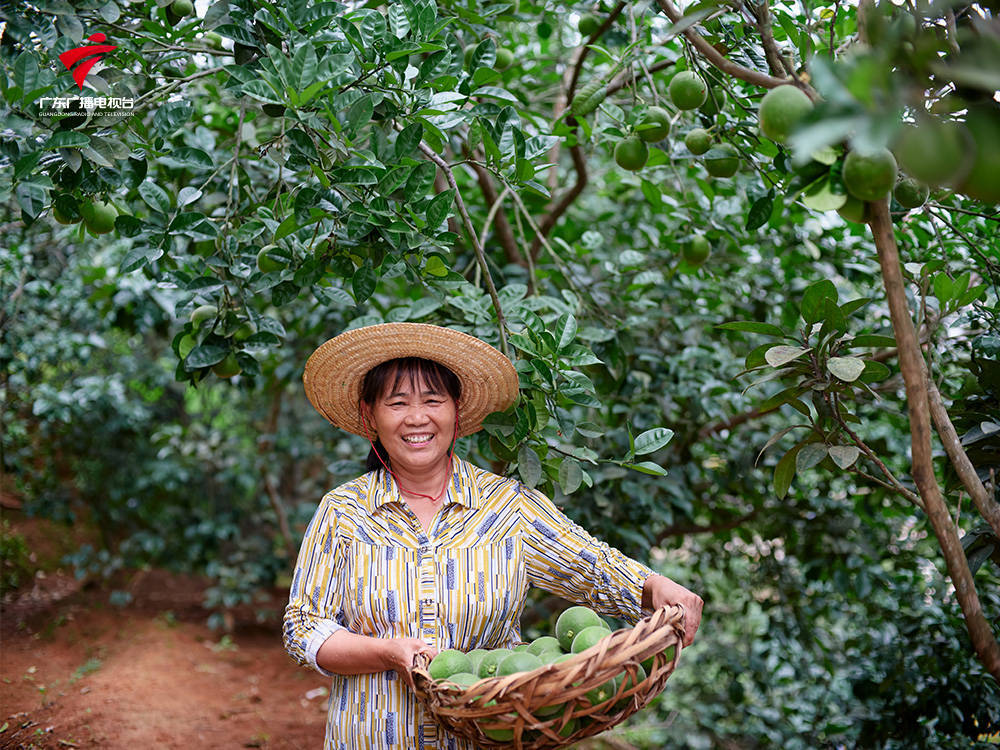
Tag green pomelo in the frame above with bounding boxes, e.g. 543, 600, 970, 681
578, 13, 600, 36
212, 353, 241, 379
177, 334, 196, 359
685, 128, 712, 155
442, 672, 480, 689
704, 143, 740, 177
683, 235, 711, 266
957, 106, 1000, 205
571, 624, 612, 654
836, 194, 869, 224
478, 648, 514, 678
585, 675, 619, 707
615, 662, 648, 709
527, 636, 562, 656
428, 649, 473, 681
170, 0, 193, 16
466, 649, 488, 675
497, 651, 543, 676
893, 119, 968, 187
614, 135, 649, 171
699, 85, 725, 116
641, 644, 676, 674
80, 200, 118, 235
758, 85, 813, 144
893, 176, 929, 209
494, 47, 514, 70
52, 204, 79, 225
256, 244, 285, 273
843, 147, 898, 202
556, 606, 606, 651
638, 106, 671, 142
513, 643, 530, 652
669, 71, 708, 110
189, 305, 217, 326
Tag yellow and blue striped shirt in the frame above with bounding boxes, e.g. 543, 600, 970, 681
283, 456, 654, 749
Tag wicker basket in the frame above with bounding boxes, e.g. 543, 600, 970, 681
411, 604, 685, 749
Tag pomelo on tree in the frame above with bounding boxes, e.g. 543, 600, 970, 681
683, 235, 711, 266
189, 305, 217, 326
893, 118, 969, 187
758, 85, 813, 144
669, 71, 708, 110
556, 606, 606, 651
212, 353, 242, 379
256, 244, 286, 273
52, 203, 79, 225
684, 128, 712, 155
429, 649, 473, 681
638, 106, 671, 142
699, 85, 725, 116
80, 200, 118, 234
614, 135, 649, 171
893, 176, 930, 209
578, 13, 600, 36
170, 0, 193, 16
957, 106, 1000, 205
494, 47, 514, 70
836, 194, 869, 223
703, 143, 740, 177
842, 147, 898, 202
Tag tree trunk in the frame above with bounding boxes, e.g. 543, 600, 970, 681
868, 198, 1000, 682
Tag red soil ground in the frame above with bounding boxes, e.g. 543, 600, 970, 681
1, 518, 329, 750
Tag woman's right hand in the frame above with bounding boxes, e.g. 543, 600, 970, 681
382, 637, 438, 688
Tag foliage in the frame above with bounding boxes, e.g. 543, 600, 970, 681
2, 0, 999, 745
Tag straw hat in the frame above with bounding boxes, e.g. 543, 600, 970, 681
303, 323, 519, 438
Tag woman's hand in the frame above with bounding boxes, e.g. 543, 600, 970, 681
642, 574, 703, 647
381, 638, 439, 689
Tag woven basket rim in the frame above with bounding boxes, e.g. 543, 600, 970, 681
411, 604, 686, 749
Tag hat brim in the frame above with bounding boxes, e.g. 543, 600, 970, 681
303, 323, 519, 438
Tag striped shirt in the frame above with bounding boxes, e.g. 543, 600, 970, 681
282, 456, 654, 749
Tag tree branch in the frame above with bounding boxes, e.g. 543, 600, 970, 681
654, 0, 796, 93
753, 0, 791, 78
530, 145, 588, 261
654, 508, 760, 544
868, 197, 1000, 683
468, 160, 523, 266
926, 374, 1000, 536
418, 143, 510, 358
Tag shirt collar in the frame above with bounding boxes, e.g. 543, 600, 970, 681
364, 454, 482, 512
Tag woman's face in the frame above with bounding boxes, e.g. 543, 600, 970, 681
366, 370, 457, 477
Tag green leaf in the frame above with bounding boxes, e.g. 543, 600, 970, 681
352, 263, 377, 302
186, 344, 228, 368
43, 131, 89, 150
388, 3, 410, 37
139, 181, 171, 214
291, 44, 318, 89
633, 427, 674, 455
827, 356, 865, 382
274, 215, 299, 242
801, 175, 847, 211
346, 94, 374, 132
559, 458, 583, 495
555, 313, 577, 352
850, 334, 896, 348
395, 123, 423, 158
242, 79, 283, 105
425, 189, 454, 226
800, 279, 838, 325
932, 273, 954, 304
119, 245, 163, 274
746, 189, 775, 231
518, 444, 542, 487
859, 360, 892, 383
796, 442, 828, 472
717, 321, 787, 337
774, 444, 801, 499
828, 445, 861, 469
765, 345, 811, 367
624, 461, 669, 476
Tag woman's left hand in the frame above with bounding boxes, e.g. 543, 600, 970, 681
642, 574, 703, 647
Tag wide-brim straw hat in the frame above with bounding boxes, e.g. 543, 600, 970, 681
303, 323, 519, 438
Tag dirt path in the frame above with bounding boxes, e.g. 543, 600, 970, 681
1, 569, 329, 749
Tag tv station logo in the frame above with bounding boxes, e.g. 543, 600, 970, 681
39, 31, 135, 119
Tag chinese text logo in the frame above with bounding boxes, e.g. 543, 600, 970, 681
59, 32, 117, 90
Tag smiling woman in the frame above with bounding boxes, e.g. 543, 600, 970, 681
283, 322, 703, 749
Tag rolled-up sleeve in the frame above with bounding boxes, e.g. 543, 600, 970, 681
282, 493, 349, 676
520, 487, 654, 625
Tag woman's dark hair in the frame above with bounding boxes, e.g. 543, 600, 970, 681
359, 357, 462, 472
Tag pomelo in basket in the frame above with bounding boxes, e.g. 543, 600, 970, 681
497, 651, 543, 676
615, 662, 648, 710
527, 635, 562, 656
556, 605, 606, 651
571, 624, 613, 654
477, 648, 514, 678
513, 643, 530, 652
429, 649, 472, 681
466, 648, 488, 675
443, 672, 481, 689
641, 644, 676, 674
